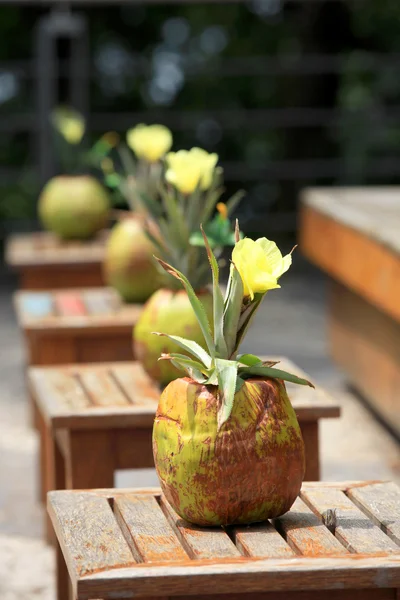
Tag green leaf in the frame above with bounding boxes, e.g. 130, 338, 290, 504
201, 226, 227, 357
154, 258, 216, 358
239, 366, 315, 388
236, 353, 263, 367
152, 333, 212, 368
223, 264, 244, 357
215, 358, 239, 429
160, 187, 190, 250
159, 353, 209, 383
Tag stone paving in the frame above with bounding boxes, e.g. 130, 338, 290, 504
0, 269, 399, 599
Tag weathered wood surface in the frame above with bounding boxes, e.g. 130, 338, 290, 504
48, 482, 400, 600
330, 281, 400, 436
6, 231, 108, 267
6, 231, 108, 289
28, 359, 340, 431
300, 187, 400, 323
15, 287, 140, 365
15, 287, 140, 332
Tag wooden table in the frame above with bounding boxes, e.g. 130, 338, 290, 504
6, 231, 108, 289
29, 358, 340, 541
300, 187, 400, 436
48, 480, 400, 600
15, 287, 141, 366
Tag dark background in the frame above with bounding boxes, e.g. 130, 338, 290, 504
1, 0, 400, 247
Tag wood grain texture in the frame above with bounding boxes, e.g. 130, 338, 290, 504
262, 357, 340, 420
299, 198, 400, 323
114, 494, 188, 563
47, 483, 400, 600
347, 482, 400, 545
6, 231, 107, 267
79, 556, 400, 599
275, 497, 347, 556
301, 487, 399, 554
329, 281, 400, 436
77, 369, 130, 407
232, 522, 294, 558
112, 363, 160, 406
160, 497, 240, 560
48, 491, 135, 581
15, 287, 140, 332
299, 421, 319, 481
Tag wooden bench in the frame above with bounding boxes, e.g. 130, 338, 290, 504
29, 358, 340, 541
300, 187, 400, 436
15, 287, 140, 366
6, 231, 108, 289
48, 480, 400, 600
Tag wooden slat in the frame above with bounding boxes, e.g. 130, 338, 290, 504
29, 368, 91, 418
261, 356, 340, 420
160, 497, 240, 560
113, 494, 188, 563
83, 289, 117, 315
19, 292, 54, 318
274, 497, 347, 556
347, 482, 400, 546
47, 491, 136, 580
301, 487, 399, 554
54, 292, 87, 317
300, 198, 400, 323
77, 369, 131, 407
232, 522, 294, 558
112, 363, 159, 406
80, 554, 400, 599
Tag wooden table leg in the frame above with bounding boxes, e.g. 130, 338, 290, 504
37, 408, 54, 505
46, 433, 67, 544
55, 538, 71, 600
300, 421, 320, 481
66, 430, 115, 489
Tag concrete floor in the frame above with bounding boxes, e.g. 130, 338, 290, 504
0, 271, 399, 599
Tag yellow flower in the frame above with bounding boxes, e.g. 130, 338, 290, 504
127, 124, 172, 162
165, 147, 218, 195
52, 107, 85, 145
232, 237, 292, 300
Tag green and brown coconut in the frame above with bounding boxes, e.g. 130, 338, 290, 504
152, 225, 314, 526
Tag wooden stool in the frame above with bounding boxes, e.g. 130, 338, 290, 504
48, 480, 400, 600
15, 287, 140, 366
300, 187, 400, 436
29, 358, 340, 542
6, 231, 108, 289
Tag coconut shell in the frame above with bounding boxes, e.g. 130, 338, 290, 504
38, 175, 110, 240
134, 289, 213, 386
103, 217, 161, 303
153, 376, 305, 526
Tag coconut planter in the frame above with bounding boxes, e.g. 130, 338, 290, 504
133, 288, 213, 386
153, 376, 305, 526
38, 175, 110, 240
103, 215, 161, 303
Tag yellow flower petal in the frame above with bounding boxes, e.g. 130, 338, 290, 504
232, 236, 292, 299
127, 124, 172, 162
165, 147, 219, 195
52, 107, 85, 145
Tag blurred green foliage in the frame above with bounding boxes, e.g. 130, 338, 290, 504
0, 2, 400, 231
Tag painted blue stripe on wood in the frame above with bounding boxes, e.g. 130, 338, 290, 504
20, 293, 53, 318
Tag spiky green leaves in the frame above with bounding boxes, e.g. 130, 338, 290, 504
153, 228, 315, 429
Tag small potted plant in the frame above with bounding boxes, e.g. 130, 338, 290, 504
38, 107, 111, 240
133, 147, 244, 385
102, 123, 173, 303
152, 225, 314, 526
